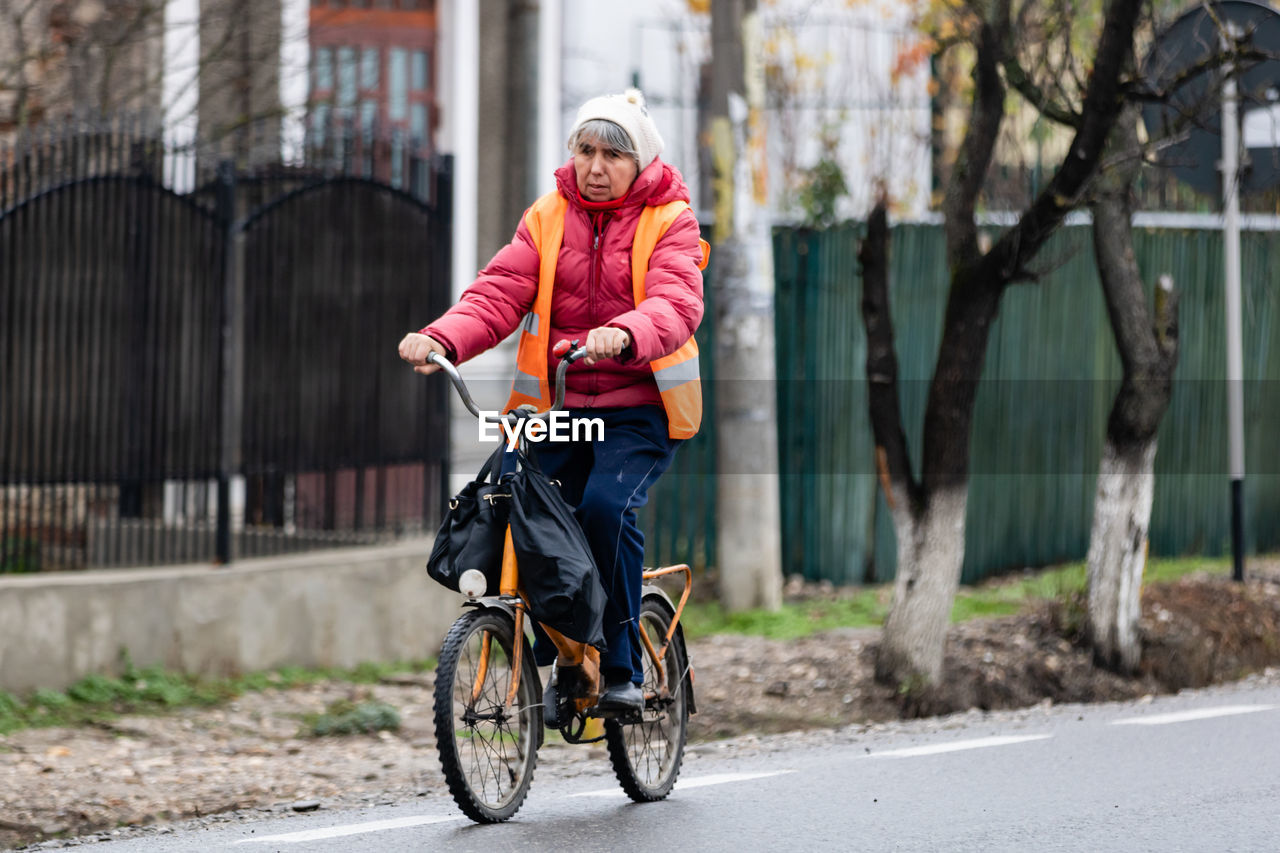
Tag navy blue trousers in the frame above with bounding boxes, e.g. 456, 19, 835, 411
505, 406, 680, 685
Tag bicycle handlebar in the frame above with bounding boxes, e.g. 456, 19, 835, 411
427, 343, 588, 423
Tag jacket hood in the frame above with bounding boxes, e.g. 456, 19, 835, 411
553, 158, 691, 210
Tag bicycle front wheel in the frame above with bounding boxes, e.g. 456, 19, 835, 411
433, 608, 540, 822
605, 597, 689, 801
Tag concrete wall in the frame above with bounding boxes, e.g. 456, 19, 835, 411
0, 539, 460, 694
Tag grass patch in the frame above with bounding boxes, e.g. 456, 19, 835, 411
680, 590, 887, 641
0, 655, 434, 736
301, 699, 401, 737
679, 555, 1233, 642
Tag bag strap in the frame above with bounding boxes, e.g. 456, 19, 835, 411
475, 444, 507, 484
515, 441, 545, 476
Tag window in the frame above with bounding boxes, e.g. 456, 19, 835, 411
312, 103, 331, 147
388, 48, 407, 121
337, 46, 357, 108
361, 101, 378, 136
411, 104, 427, 144
411, 50, 428, 92
314, 47, 333, 92
361, 48, 380, 90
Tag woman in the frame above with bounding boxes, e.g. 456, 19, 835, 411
398, 90, 707, 713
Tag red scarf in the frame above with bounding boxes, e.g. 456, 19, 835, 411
575, 188, 630, 211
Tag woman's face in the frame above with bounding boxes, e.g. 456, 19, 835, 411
573, 136, 638, 202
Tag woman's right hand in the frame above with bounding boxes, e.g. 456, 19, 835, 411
398, 333, 449, 375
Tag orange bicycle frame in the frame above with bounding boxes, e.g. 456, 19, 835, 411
473, 527, 692, 714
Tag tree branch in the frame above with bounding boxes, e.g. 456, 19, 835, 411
915, 0, 1143, 493
858, 194, 919, 514
1090, 103, 1181, 445
984, 0, 1144, 285
1127, 46, 1280, 103
942, 10, 1009, 267
1002, 55, 1080, 128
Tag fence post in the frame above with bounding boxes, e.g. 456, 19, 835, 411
432, 155, 454, 523
215, 161, 245, 564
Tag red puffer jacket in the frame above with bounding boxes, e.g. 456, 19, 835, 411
423, 158, 705, 410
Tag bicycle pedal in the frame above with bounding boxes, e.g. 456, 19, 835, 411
587, 704, 643, 723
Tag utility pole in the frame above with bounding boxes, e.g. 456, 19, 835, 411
708, 0, 782, 611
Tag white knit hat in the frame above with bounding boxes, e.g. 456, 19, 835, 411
569, 88, 665, 171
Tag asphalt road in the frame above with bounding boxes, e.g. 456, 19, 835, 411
57, 680, 1280, 852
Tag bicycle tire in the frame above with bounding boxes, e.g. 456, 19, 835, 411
604, 596, 690, 801
433, 608, 541, 822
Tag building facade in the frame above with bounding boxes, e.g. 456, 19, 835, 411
307, 1, 438, 158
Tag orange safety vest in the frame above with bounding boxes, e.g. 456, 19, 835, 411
504, 191, 710, 439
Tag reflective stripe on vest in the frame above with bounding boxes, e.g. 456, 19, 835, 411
504, 191, 710, 439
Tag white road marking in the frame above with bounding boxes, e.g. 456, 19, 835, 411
866, 734, 1053, 758
1110, 704, 1276, 727
571, 770, 796, 798
232, 815, 462, 844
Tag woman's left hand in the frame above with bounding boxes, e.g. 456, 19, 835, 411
583, 327, 632, 365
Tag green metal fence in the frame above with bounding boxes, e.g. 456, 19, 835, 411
639, 246, 718, 573
646, 222, 1280, 584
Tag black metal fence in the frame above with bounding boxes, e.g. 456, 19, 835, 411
0, 119, 452, 570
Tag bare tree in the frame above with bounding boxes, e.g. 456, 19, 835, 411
0, 0, 288, 157
857, 0, 1145, 691
0, 1, 168, 133
1001, 2, 1191, 672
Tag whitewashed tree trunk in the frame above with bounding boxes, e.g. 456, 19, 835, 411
1085, 108, 1179, 674
1086, 437, 1156, 673
877, 488, 967, 684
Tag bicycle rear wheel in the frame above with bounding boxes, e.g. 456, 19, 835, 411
605, 597, 689, 801
433, 608, 540, 822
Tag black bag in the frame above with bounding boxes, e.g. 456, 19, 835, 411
507, 447, 608, 651
426, 446, 509, 595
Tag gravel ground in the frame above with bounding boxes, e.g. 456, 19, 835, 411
4, 570, 1279, 850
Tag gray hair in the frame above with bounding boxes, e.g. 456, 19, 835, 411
567, 119, 639, 168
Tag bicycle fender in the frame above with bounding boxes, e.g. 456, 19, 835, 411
461, 596, 517, 619
641, 587, 697, 716
640, 584, 674, 610
458, 597, 544, 711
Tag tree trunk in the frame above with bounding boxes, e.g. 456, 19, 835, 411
876, 488, 968, 684
1085, 104, 1180, 673
1086, 437, 1156, 672
709, 0, 782, 611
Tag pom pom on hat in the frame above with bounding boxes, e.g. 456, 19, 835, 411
570, 88, 665, 171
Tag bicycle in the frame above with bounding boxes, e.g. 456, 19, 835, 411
424, 343, 696, 823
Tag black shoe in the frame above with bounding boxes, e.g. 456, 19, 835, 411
543, 673, 560, 729
595, 680, 643, 714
